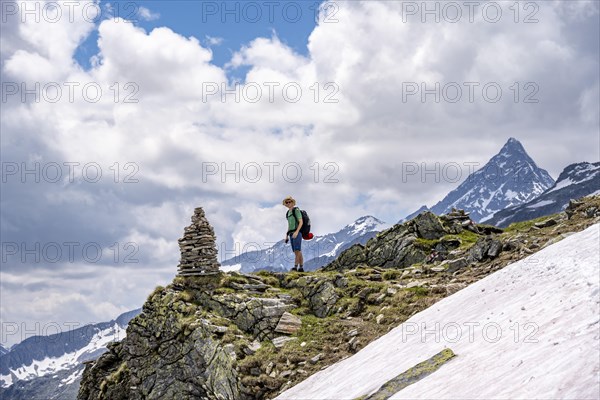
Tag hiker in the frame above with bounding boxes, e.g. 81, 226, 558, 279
283, 195, 304, 272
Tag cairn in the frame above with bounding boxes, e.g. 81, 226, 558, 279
442, 207, 480, 234
177, 207, 221, 276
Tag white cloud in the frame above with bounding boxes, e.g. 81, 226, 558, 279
205, 35, 224, 47
137, 6, 160, 21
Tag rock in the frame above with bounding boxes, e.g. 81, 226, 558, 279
534, 218, 558, 228
347, 329, 358, 337
334, 275, 348, 288
487, 240, 502, 258
265, 362, 275, 375
409, 212, 447, 240
279, 370, 293, 378
305, 280, 339, 318
244, 340, 262, 355
406, 281, 422, 288
349, 338, 360, 352
78, 294, 245, 400
585, 206, 599, 218
376, 314, 385, 324
272, 336, 297, 349
274, 312, 302, 335
468, 237, 503, 262
324, 243, 366, 270
309, 353, 323, 364
386, 287, 398, 295
431, 266, 446, 272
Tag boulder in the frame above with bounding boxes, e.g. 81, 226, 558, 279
441, 257, 469, 273
306, 281, 339, 318
274, 312, 302, 335
409, 212, 447, 240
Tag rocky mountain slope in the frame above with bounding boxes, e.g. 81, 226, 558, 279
276, 223, 600, 399
0, 309, 141, 400
221, 216, 388, 273
78, 195, 600, 399
404, 138, 555, 222
487, 161, 600, 227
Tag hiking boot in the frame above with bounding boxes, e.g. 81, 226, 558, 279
297, 267, 304, 272
290, 266, 298, 272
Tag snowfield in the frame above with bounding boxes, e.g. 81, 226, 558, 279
277, 224, 600, 400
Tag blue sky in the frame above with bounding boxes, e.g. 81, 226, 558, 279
75, 0, 322, 75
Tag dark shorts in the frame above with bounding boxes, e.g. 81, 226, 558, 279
288, 232, 302, 251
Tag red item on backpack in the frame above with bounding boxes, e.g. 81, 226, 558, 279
302, 232, 314, 240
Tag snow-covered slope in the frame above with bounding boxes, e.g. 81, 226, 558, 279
277, 224, 600, 399
221, 216, 389, 272
487, 162, 600, 227
427, 138, 554, 222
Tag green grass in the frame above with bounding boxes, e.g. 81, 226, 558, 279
405, 286, 429, 297
443, 230, 479, 248
414, 238, 440, 250
503, 213, 561, 233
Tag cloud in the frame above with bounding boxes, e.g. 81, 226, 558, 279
205, 35, 224, 47
137, 6, 160, 22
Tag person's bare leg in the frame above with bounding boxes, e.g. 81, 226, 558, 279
295, 251, 304, 270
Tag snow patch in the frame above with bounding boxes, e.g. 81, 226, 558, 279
58, 367, 84, 387
220, 264, 242, 272
526, 199, 555, 209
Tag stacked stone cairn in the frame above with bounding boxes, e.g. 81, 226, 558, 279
177, 207, 221, 276
441, 207, 480, 233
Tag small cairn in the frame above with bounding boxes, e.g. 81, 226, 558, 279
177, 207, 221, 276
440, 207, 480, 234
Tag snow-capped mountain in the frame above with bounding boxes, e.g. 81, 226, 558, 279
419, 138, 555, 222
221, 216, 389, 272
487, 162, 600, 227
276, 224, 600, 399
0, 309, 141, 399
0, 346, 8, 356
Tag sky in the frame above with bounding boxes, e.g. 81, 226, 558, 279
0, 0, 599, 346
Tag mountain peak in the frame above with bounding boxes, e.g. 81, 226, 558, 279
429, 138, 555, 221
498, 137, 527, 157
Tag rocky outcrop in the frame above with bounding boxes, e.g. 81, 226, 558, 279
204, 294, 292, 340
324, 210, 498, 271
78, 286, 244, 400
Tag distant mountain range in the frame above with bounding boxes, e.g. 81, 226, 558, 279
402, 138, 556, 223
0, 309, 141, 400
487, 162, 600, 227
221, 216, 389, 272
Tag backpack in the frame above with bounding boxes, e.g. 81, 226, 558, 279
287, 207, 311, 236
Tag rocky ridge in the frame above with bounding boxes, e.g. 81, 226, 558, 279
78, 196, 600, 400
